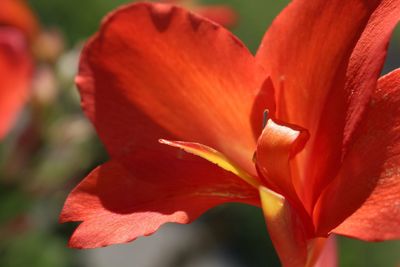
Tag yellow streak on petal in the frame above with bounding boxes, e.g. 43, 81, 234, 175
159, 139, 260, 188
259, 186, 308, 267
259, 185, 285, 219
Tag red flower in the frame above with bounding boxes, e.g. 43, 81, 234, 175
0, 0, 37, 139
61, 1, 400, 266
0, 0, 39, 41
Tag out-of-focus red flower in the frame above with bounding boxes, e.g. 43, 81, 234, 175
0, 0, 37, 139
61, 2, 400, 266
161, 0, 237, 27
0, 0, 39, 42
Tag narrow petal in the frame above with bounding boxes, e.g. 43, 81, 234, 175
159, 139, 261, 188
259, 186, 307, 267
76, 3, 266, 175
0, 0, 39, 41
315, 69, 400, 240
343, 0, 400, 149
0, 29, 32, 140
256, 0, 385, 210
255, 118, 314, 241
255, 118, 309, 207
60, 148, 259, 248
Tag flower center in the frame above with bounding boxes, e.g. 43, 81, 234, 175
254, 116, 309, 204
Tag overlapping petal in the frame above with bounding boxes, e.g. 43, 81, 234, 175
315, 69, 400, 240
159, 139, 261, 188
63, 0, 400, 263
313, 236, 337, 267
259, 187, 308, 267
76, 3, 268, 175
313, 0, 400, 239
256, 118, 309, 206
60, 147, 259, 248
256, 120, 316, 267
343, 0, 400, 150
255, 0, 385, 211
0, 29, 32, 140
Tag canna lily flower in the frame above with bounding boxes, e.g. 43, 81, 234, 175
0, 0, 37, 139
159, 0, 237, 27
0, 0, 39, 42
61, 1, 400, 266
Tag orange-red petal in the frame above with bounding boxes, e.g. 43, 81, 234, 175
259, 187, 308, 267
260, 186, 338, 267
315, 69, 400, 240
256, 0, 387, 211
255, 118, 314, 241
0, 0, 39, 42
255, 118, 309, 207
60, 148, 259, 248
313, 236, 337, 267
159, 139, 261, 188
343, 0, 400, 150
76, 3, 266, 175
0, 29, 32, 140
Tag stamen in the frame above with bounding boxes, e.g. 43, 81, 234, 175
263, 109, 269, 129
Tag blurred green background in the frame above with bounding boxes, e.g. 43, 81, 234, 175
0, 0, 399, 266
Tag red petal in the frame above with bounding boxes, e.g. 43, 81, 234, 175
315, 69, 400, 240
259, 187, 308, 267
159, 139, 261, 188
60, 148, 259, 248
0, 0, 39, 42
76, 3, 266, 175
312, 236, 338, 267
256, 0, 386, 211
255, 118, 309, 208
343, 0, 400, 151
255, 118, 314, 238
260, 186, 338, 267
0, 29, 32, 140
